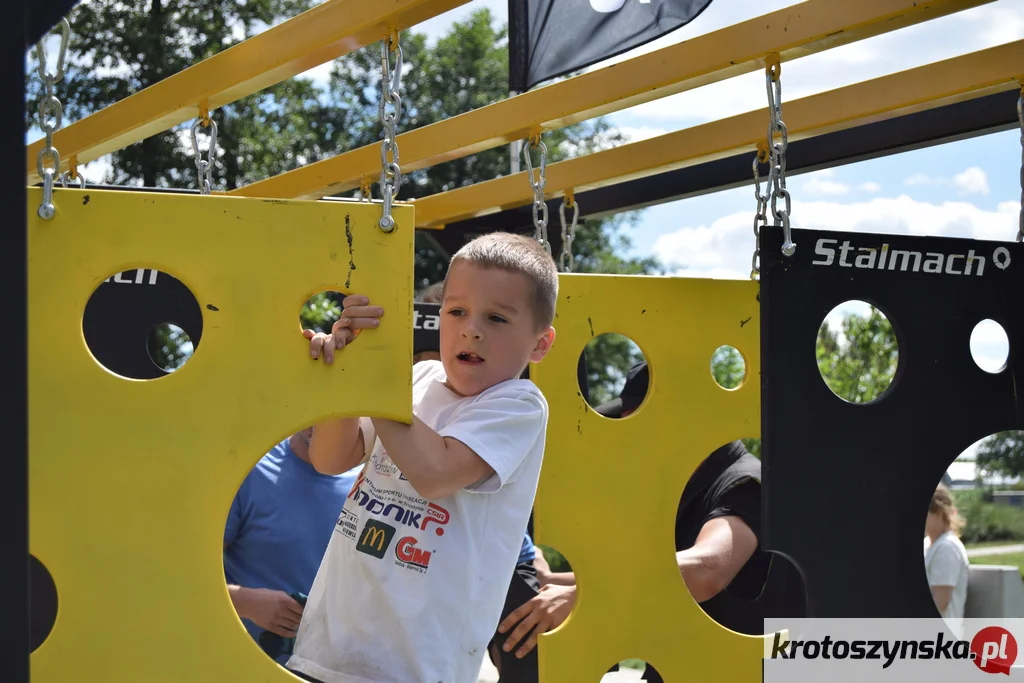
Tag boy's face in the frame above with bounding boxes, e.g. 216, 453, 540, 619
439, 261, 555, 397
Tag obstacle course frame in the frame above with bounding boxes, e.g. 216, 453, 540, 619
17, 0, 1024, 681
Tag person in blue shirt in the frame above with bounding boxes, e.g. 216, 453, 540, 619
224, 428, 360, 666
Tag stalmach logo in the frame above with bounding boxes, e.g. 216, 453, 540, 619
811, 238, 1011, 277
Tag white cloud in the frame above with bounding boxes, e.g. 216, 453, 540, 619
905, 173, 941, 187
859, 182, 882, 193
603, 0, 1024, 127
804, 177, 849, 196
904, 167, 990, 195
953, 166, 990, 195
652, 194, 1019, 276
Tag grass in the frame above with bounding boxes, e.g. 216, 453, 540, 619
971, 551, 1024, 579
965, 540, 1024, 550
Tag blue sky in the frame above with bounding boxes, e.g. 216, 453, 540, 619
34, 0, 1020, 458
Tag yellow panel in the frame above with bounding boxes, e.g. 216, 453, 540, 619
229, 0, 992, 200
530, 274, 764, 681
25, 0, 470, 184
413, 39, 1024, 227
27, 188, 413, 682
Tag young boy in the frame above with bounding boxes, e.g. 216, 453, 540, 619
286, 232, 559, 683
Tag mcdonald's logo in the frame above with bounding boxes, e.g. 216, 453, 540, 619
355, 519, 396, 559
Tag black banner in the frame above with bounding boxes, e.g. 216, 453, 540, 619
508, 0, 712, 92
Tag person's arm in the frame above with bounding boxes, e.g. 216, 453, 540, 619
931, 585, 954, 613
533, 551, 577, 587
371, 416, 494, 499
372, 390, 546, 500
307, 418, 367, 476
676, 514, 759, 603
926, 543, 965, 613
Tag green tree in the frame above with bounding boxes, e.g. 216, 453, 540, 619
976, 432, 1024, 480
26, 0, 338, 189
816, 307, 899, 404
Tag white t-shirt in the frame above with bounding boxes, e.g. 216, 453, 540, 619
287, 360, 548, 683
924, 531, 970, 631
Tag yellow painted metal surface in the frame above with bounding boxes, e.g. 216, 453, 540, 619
229, 0, 991, 201
530, 274, 765, 682
27, 187, 413, 682
25, 0, 470, 184
413, 39, 1024, 228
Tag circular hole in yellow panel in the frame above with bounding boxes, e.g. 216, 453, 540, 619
579, 333, 648, 418
223, 430, 363, 668
83, 268, 203, 379
711, 344, 747, 390
676, 440, 807, 636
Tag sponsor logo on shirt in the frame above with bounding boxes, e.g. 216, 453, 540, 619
356, 519, 396, 559
347, 471, 452, 536
336, 508, 359, 540
395, 536, 432, 572
372, 451, 400, 478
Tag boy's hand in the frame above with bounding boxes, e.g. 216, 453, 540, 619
303, 295, 384, 365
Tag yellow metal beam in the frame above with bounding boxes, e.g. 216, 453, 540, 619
26, 0, 469, 184
229, 0, 993, 201
410, 40, 1024, 228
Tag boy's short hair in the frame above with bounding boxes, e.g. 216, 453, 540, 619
444, 232, 558, 331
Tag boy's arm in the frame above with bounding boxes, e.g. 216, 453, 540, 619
372, 389, 546, 500
371, 416, 493, 499
308, 417, 371, 475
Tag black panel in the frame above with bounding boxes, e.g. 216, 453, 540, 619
760, 225, 1023, 617
30, 555, 58, 653
6, 4, 29, 682
82, 270, 204, 379
413, 302, 440, 354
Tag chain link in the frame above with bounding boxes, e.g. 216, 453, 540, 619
522, 137, 551, 254
190, 117, 218, 195
378, 33, 404, 233
1017, 89, 1023, 242
750, 144, 771, 279
765, 59, 796, 257
34, 19, 71, 220
558, 192, 579, 272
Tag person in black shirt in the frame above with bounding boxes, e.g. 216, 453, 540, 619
496, 361, 801, 682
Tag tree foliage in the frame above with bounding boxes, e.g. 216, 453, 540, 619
977, 432, 1024, 481
816, 307, 899, 404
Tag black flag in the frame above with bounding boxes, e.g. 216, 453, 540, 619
509, 0, 713, 93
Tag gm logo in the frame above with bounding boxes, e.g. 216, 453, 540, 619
356, 520, 396, 559
396, 536, 432, 570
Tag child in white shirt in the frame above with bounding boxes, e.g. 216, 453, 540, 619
287, 232, 559, 683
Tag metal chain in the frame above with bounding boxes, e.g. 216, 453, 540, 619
558, 192, 579, 272
1017, 88, 1024, 242
765, 59, 796, 256
378, 33, 404, 233
60, 162, 86, 190
190, 117, 218, 195
34, 19, 71, 220
522, 136, 551, 254
750, 143, 771, 279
